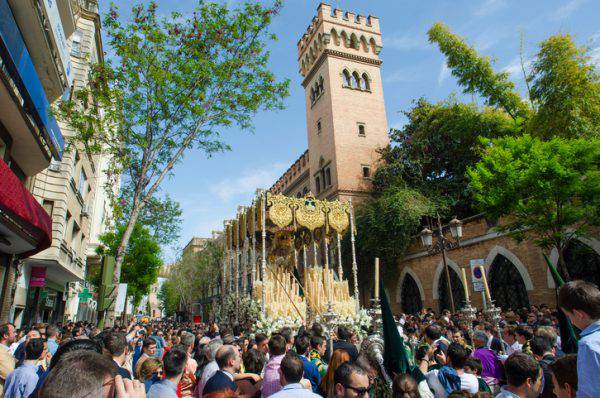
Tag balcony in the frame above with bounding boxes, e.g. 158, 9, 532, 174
0, 0, 65, 174
7, 0, 73, 101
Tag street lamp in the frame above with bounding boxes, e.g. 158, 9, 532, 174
420, 213, 462, 313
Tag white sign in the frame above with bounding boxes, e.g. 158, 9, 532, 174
470, 259, 485, 292
43, 0, 73, 85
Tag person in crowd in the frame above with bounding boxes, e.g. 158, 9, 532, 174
196, 338, 224, 396
14, 329, 41, 363
463, 358, 492, 394
203, 345, 240, 395
325, 326, 359, 362
309, 335, 328, 378
496, 353, 543, 398
104, 331, 132, 379
3, 337, 45, 398
236, 348, 266, 398
294, 334, 321, 392
471, 331, 503, 390
482, 323, 503, 354
515, 327, 533, 356
45, 325, 59, 356
332, 362, 370, 398
0, 323, 17, 395
502, 326, 522, 356
530, 336, 556, 398
548, 354, 578, 398
262, 333, 287, 397
148, 346, 188, 398
424, 324, 450, 353
135, 337, 157, 379
392, 373, 421, 398
269, 352, 321, 398
420, 342, 478, 398
139, 357, 163, 392
319, 349, 351, 398
180, 331, 198, 397
255, 333, 269, 356
558, 280, 600, 398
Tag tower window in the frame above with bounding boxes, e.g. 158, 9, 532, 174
317, 120, 322, 135
352, 72, 360, 89
362, 165, 371, 179
358, 123, 366, 137
342, 70, 351, 87
325, 168, 332, 187
361, 73, 370, 91
315, 176, 321, 193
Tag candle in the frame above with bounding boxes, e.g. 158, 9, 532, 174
461, 267, 470, 301
479, 265, 492, 303
374, 257, 380, 299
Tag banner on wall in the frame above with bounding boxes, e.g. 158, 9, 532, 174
30, 267, 46, 287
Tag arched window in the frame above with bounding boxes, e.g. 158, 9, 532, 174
438, 267, 465, 312
352, 72, 360, 89
310, 88, 315, 102
314, 81, 320, 97
318, 76, 324, 93
342, 70, 351, 87
361, 73, 370, 90
564, 240, 600, 286
488, 254, 530, 310
400, 274, 423, 314
315, 176, 321, 193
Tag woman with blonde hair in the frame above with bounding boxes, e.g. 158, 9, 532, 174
319, 349, 351, 398
138, 357, 163, 392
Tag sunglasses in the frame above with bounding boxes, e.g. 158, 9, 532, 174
343, 384, 370, 396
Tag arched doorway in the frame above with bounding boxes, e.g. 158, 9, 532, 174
438, 267, 465, 312
488, 254, 530, 310
400, 274, 423, 314
564, 240, 600, 286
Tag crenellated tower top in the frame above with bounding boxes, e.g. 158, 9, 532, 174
297, 3, 383, 77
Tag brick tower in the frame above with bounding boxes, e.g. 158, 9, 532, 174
298, 3, 389, 202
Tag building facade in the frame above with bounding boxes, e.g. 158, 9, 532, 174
12, 0, 111, 326
271, 3, 389, 202
0, 0, 77, 323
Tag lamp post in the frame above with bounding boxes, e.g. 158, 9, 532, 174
420, 213, 463, 313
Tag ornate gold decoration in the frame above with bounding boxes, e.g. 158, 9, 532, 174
327, 201, 350, 233
267, 193, 294, 228
295, 194, 326, 231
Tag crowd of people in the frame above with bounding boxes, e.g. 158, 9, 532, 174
0, 280, 598, 398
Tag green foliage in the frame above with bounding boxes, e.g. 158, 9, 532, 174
159, 238, 223, 315
427, 22, 529, 122
158, 280, 179, 316
468, 134, 600, 277
527, 34, 600, 139
375, 98, 517, 217
96, 223, 162, 306
53, 1, 290, 316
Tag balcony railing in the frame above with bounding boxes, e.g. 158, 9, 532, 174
0, 0, 65, 159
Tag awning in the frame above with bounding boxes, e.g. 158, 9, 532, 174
0, 159, 51, 256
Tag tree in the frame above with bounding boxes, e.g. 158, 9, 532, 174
158, 280, 179, 317
374, 98, 517, 217
467, 134, 600, 279
96, 222, 162, 307
55, 1, 289, 325
527, 34, 600, 140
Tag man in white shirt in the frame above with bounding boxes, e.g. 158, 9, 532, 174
419, 342, 478, 398
502, 326, 522, 356
195, 338, 222, 397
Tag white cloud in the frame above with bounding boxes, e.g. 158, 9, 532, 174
502, 57, 532, 80
551, 0, 588, 20
210, 162, 288, 202
438, 61, 451, 86
473, 0, 507, 17
386, 32, 429, 51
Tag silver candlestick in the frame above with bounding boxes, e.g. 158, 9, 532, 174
322, 300, 338, 356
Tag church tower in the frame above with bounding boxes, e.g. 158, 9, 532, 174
298, 3, 389, 202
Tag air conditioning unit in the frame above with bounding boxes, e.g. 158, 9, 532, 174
81, 204, 90, 217
48, 160, 61, 172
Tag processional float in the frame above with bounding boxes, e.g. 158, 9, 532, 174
221, 190, 360, 323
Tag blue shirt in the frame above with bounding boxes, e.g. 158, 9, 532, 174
46, 339, 59, 356
269, 383, 323, 398
577, 321, 600, 398
300, 355, 321, 393
147, 378, 178, 398
3, 363, 40, 398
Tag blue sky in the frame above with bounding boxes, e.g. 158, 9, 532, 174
100, 0, 600, 261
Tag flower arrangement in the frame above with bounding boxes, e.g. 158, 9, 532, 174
314, 308, 372, 339
254, 313, 304, 335
216, 294, 262, 330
